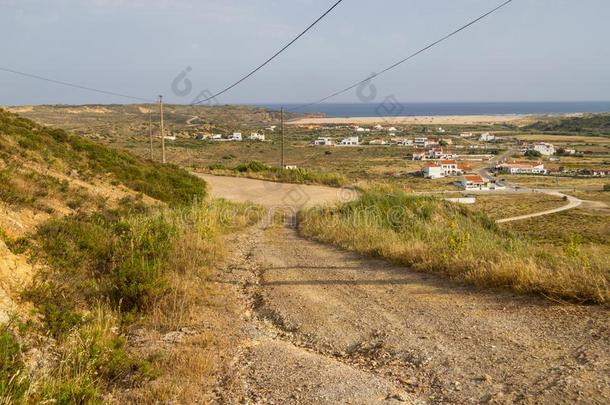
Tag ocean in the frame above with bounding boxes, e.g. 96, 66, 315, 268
257, 101, 610, 118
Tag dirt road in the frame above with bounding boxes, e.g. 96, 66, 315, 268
202, 175, 609, 404
196, 173, 355, 209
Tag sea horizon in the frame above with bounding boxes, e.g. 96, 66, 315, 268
255, 101, 610, 118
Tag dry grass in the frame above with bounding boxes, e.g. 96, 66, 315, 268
470, 192, 566, 219
513, 134, 610, 143
504, 175, 609, 189
298, 191, 609, 304
503, 208, 610, 245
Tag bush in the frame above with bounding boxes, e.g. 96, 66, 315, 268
0, 324, 29, 402
524, 150, 542, 158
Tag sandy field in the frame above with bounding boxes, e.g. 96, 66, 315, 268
288, 114, 538, 126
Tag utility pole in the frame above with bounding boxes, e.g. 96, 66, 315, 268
280, 107, 285, 169
148, 107, 154, 160
159, 95, 166, 164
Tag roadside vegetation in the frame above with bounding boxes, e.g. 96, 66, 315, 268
298, 190, 609, 304
0, 109, 262, 403
205, 160, 348, 187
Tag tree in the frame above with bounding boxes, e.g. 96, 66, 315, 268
524, 150, 542, 158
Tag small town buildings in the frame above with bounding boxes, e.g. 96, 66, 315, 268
313, 137, 333, 146
374, 124, 384, 130
587, 169, 610, 177
460, 132, 474, 138
528, 143, 555, 156
228, 132, 242, 141
412, 147, 455, 161
355, 127, 367, 133
479, 133, 496, 142
210, 134, 222, 140
436, 127, 446, 133
459, 175, 489, 190
339, 136, 359, 146
369, 139, 388, 145
387, 127, 398, 132
249, 132, 265, 141
391, 138, 412, 146
496, 162, 547, 174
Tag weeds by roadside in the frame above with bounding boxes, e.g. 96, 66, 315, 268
5, 198, 261, 403
204, 160, 348, 187
298, 190, 609, 304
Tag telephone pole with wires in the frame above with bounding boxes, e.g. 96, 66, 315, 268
159, 95, 166, 164
280, 107, 285, 169
148, 107, 154, 160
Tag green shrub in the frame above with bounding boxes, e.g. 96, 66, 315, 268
0, 325, 29, 402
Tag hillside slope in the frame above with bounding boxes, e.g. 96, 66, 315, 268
0, 110, 252, 403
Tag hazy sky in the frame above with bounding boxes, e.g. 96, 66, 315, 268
1, 0, 609, 105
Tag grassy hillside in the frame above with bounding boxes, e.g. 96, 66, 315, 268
0, 110, 260, 403
299, 190, 609, 304
0, 108, 206, 206
524, 113, 610, 135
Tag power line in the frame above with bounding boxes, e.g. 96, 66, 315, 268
191, 0, 345, 105
290, 0, 514, 111
0, 66, 153, 103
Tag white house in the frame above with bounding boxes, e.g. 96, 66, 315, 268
313, 137, 333, 146
228, 132, 242, 141
414, 137, 429, 148
496, 162, 547, 174
422, 160, 466, 179
249, 132, 265, 141
339, 136, 359, 146
528, 143, 555, 156
459, 175, 490, 190
210, 134, 222, 140
437, 127, 446, 133
423, 163, 444, 179
387, 127, 398, 132
479, 133, 496, 142
440, 160, 465, 176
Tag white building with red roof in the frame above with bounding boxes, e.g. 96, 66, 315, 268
459, 175, 490, 190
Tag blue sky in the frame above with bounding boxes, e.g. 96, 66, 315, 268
1, 0, 609, 105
